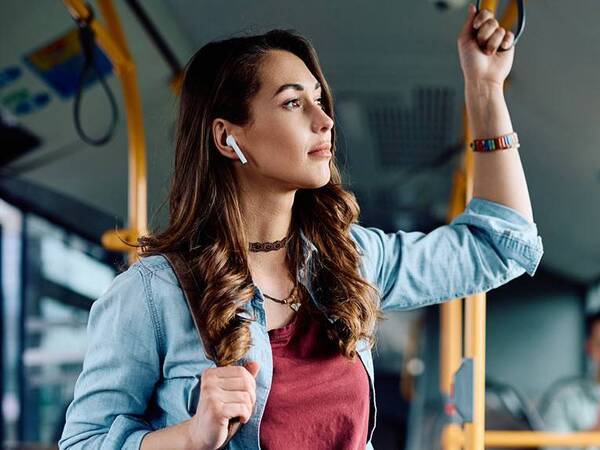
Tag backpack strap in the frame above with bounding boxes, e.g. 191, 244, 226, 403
161, 251, 242, 449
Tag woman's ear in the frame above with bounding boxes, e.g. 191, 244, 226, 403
212, 118, 238, 161
226, 135, 248, 164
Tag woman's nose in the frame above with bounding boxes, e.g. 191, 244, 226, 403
313, 108, 334, 133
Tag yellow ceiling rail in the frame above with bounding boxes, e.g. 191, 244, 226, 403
62, 0, 147, 264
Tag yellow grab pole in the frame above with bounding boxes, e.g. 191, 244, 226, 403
120, 64, 148, 265
443, 423, 465, 450
97, 0, 131, 60
464, 1, 499, 447
62, 0, 148, 263
440, 108, 469, 398
463, 50, 486, 450
440, 297, 463, 396
441, 2, 522, 449
440, 108, 471, 450
440, 101, 469, 449
463, 292, 486, 450
97, 0, 148, 263
63, 1, 132, 72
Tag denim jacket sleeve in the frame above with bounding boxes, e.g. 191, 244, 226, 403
349, 197, 544, 312
59, 265, 160, 449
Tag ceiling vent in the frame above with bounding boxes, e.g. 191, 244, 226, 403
365, 86, 457, 168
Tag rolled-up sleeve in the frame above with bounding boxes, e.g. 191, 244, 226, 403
350, 197, 544, 311
59, 266, 161, 449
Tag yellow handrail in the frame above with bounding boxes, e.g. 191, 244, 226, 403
487, 431, 600, 447
449, 430, 600, 448
62, 0, 147, 264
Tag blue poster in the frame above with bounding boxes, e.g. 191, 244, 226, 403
23, 27, 113, 99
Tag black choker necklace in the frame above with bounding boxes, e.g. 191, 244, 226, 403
249, 235, 290, 252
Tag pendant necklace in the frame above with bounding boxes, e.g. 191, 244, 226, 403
262, 284, 301, 312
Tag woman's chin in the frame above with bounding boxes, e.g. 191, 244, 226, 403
303, 175, 331, 190
284, 168, 331, 190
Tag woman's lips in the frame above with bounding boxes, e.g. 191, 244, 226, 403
308, 149, 332, 157
308, 143, 332, 157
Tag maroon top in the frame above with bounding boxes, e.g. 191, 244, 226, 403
259, 309, 370, 449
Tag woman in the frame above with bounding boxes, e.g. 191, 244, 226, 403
60, 4, 543, 450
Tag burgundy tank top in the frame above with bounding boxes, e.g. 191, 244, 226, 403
259, 308, 370, 449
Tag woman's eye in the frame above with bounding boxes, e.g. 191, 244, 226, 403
283, 97, 326, 111
283, 98, 301, 110
316, 97, 326, 110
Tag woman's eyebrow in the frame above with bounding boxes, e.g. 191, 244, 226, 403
272, 81, 321, 98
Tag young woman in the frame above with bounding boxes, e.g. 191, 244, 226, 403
60, 4, 543, 450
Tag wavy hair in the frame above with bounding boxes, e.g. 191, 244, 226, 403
138, 29, 385, 366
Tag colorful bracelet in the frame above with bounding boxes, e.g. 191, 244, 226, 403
470, 132, 520, 152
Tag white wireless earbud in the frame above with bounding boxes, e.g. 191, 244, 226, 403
225, 134, 248, 165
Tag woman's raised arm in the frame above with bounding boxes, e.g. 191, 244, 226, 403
458, 4, 534, 222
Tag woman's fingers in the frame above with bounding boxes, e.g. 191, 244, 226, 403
486, 27, 507, 54
473, 8, 494, 30
218, 376, 255, 392
214, 368, 256, 391
501, 31, 515, 50
459, 3, 477, 38
221, 402, 253, 424
218, 378, 256, 405
217, 389, 254, 408
200, 365, 257, 411
475, 15, 512, 54
477, 18, 500, 45
472, 7, 516, 54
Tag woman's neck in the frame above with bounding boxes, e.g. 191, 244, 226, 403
239, 188, 296, 278
241, 189, 295, 244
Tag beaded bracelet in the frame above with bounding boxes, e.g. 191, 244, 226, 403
470, 132, 520, 152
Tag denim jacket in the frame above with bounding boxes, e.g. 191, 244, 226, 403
59, 197, 544, 450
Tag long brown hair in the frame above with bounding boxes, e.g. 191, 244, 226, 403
139, 29, 385, 365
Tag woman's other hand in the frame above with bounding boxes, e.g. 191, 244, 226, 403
187, 361, 260, 450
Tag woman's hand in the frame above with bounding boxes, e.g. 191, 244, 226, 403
457, 3, 515, 88
187, 361, 260, 450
